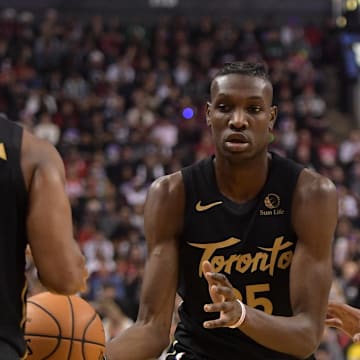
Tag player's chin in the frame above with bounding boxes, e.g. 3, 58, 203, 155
221, 146, 254, 162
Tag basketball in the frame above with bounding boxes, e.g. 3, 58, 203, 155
25, 291, 106, 359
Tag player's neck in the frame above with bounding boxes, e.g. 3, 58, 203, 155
214, 152, 270, 204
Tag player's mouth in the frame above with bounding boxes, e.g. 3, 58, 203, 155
224, 133, 250, 151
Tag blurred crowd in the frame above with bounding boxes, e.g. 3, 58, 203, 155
1, 6, 359, 359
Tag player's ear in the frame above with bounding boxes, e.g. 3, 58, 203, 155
269, 105, 277, 130
206, 102, 212, 127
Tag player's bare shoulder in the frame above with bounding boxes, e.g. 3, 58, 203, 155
292, 167, 338, 247
21, 127, 65, 190
293, 167, 338, 219
147, 171, 184, 204
297, 168, 337, 200
144, 171, 185, 236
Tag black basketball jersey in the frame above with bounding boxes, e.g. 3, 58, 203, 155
174, 152, 315, 360
0, 118, 28, 358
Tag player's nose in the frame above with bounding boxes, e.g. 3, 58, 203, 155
229, 109, 248, 130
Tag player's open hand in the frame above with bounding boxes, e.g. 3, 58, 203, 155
202, 260, 244, 329
326, 302, 360, 342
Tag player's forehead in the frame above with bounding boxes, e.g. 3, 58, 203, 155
210, 73, 273, 102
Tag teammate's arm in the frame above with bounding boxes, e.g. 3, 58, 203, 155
203, 170, 338, 358
105, 172, 184, 360
24, 131, 87, 295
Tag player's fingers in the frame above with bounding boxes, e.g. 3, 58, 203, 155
202, 260, 214, 275
209, 284, 224, 304
326, 308, 341, 319
353, 333, 360, 342
203, 261, 219, 289
202, 263, 235, 298
212, 284, 234, 299
206, 272, 233, 288
203, 303, 240, 329
204, 300, 232, 313
327, 303, 344, 316
203, 317, 229, 329
325, 318, 343, 328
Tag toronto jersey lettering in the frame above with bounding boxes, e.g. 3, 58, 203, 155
170, 152, 315, 360
0, 118, 28, 358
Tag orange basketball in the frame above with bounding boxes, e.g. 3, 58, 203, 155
25, 291, 106, 359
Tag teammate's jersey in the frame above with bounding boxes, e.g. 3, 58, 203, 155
173, 152, 315, 360
0, 118, 28, 358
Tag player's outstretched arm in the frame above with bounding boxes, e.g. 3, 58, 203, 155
326, 302, 360, 342
105, 172, 184, 360
23, 130, 87, 295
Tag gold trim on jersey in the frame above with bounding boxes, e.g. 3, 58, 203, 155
0, 142, 7, 160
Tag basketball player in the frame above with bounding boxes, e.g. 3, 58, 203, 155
326, 302, 360, 342
0, 115, 88, 359
105, 61, 338, 359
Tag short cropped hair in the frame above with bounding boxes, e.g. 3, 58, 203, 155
210, 61, 272, 97
213, 61, 270, 82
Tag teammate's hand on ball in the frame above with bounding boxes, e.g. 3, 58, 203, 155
202, 261, 244, 329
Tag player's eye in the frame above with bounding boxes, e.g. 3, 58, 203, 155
217, 104, 230, 112
248, 105, 262, 113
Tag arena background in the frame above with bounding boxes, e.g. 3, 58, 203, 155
1, 1, 360, 359
0, 0, 332, 21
